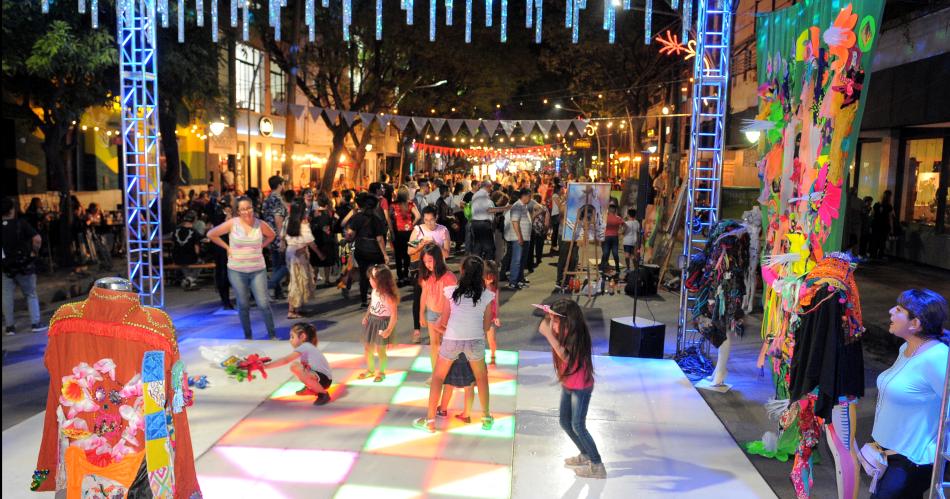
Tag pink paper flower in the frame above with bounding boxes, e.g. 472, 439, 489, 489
93, 359, 117, 381
70, 362, 103, 389
816, 164, 842, 229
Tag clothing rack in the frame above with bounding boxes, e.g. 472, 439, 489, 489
930, 350, 950, 498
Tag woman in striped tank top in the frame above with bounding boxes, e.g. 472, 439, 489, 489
208, 196, 278, 340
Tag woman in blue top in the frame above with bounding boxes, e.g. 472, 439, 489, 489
870, 288, 948, 499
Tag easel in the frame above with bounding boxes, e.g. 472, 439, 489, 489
562, 185, 602, 301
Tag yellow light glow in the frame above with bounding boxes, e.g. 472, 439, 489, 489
82, 125, 88, 131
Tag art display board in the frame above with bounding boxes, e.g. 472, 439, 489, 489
562, 182, 611, 242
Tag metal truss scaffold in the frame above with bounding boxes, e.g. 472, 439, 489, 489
677, 0, 734, 355
118, 0, 164, 307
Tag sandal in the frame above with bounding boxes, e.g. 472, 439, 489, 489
373, 373, 386, 383
287, 312, 303, 319
481, 415, 495, 430
436, 408, 448, 418
454, 414, 471, 424
357, 371, 375, 380
412, 417, 435, 433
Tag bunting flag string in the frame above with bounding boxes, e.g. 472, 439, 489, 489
414, 142, 558, 159
272, 102, 589, 137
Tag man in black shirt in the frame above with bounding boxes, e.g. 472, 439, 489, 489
2, 197, 45, 334
172, 210, 202, 290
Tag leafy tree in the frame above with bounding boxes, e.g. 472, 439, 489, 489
156, 4, 225, 232
257, 0, 536, 190
2, 1, 117, 264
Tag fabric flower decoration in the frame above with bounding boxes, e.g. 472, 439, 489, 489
119, 374, 142, 399
815, 163, 842, 230
119, 396, 144, 439
60, 377, 99, 417
110, 438, 136, 462
823, 4, 858, 73
70, 362, 103, 389
93, 359, 117, 381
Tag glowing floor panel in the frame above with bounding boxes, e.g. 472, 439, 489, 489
197, 343, 517, 498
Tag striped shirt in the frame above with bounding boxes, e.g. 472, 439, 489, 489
227, 219, 267, 272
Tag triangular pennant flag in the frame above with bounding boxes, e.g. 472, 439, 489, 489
555, 120, 572, 135
572, 119, 588, 134
308, 107, 324, 121
324, 108, 341, 124
464, 120, 482, 135
482, 120, 499, 136
518, 120, 537, 135
537, 119, 554, 136
377, 114, 393, 132
359, 112, 376, 128
447, 119, 463, 135
500, 120, 517, 137
341, 111, 359, 126
289, 104, 306, 119
429, 118, 446, 135
392, 115, 411, 131
411, 116, 429, 133
272, 101, 288, 115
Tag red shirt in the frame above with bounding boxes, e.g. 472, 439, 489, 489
392, 201, 416, 232
604, 213, 623, 237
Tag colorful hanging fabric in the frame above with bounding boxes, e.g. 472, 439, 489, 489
142, 350, 175, 498
797, 252, 864, 342
684, 219, 751, 348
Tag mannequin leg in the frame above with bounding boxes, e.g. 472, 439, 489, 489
711, 337, 732, 386
825, 402, 859, 499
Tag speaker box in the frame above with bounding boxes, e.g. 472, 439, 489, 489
609, 317, 666, 358
624, 264, 659, 297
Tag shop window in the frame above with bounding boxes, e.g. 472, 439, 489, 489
235, 44, 264, 113
903, 138, 943, 226
857, 141, 886, 201
270, 63, 287, 107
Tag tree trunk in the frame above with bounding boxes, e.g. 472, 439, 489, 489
41, 122, 74, 267
321, 129, 347, 192
159, 107, 180, 234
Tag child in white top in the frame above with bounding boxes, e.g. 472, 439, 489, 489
266, 322, 333, 405
359, 265, 399, 383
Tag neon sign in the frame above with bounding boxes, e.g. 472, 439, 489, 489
655, 30, 711, 71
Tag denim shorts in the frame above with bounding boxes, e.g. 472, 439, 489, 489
440, 338, 486, 361
425, 309, 441, 324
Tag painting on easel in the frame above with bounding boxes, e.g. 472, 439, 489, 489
563, 182, 611, 241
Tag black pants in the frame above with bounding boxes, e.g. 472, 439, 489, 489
870, 454, 933, 499
556, 239, 578, 286
214, 249, 230, 307
532, 232, 545, 267
550, 214, 561, 251
412, 274, 422, 329
470, 220, 495, 261
521, 237, 533, 275
393, 230, 412, 281
354, 251, 384, 304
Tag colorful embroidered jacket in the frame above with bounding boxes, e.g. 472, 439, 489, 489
33, 287, 200, 498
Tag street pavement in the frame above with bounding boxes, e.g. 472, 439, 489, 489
2, 250, 948, 499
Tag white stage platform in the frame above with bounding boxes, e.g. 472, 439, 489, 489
2, 341, 775, 498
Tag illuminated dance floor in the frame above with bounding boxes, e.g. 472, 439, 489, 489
2, 340, 774, 498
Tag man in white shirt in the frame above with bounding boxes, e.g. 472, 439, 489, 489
469, 181, 504, 260
503, 189, 533, 290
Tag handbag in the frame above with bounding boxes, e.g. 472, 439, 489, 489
857, 442, 888, 494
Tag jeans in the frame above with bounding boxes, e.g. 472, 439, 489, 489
600, 236, 620, 274
507, 240, 527, 284
228, 268, 275, 339
469, 220, 495, 261
440, 338, 486, 361
393, 230, 412, 281
267, 248, 289, 295
2, 272, 41, 328
870, 453, 932, 499
559, 386, 601, 464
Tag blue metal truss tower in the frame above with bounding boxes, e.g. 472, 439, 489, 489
118, 0, 164, 307
677, 0, 734, 355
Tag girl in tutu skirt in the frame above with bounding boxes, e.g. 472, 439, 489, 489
359, 265, 398, 382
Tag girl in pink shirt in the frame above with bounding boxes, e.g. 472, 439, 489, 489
536, 299, 606, 479
484, 260, 502, 365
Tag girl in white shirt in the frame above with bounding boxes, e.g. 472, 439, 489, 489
359, 265, 399, 383
869, 288, 948, 499
414, 256, 496, 433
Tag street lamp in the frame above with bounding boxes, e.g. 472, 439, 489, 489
209, 121, 227, 136
647, 144, 658, 154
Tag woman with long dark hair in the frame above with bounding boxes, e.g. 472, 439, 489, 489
284, 199, 321, 319
867, 288, 948, 498
309, 191, 337, 286
536, 298, 605, 478
418, 242, 457, 382
344, 193, 388, 307
414, 256, 494, 433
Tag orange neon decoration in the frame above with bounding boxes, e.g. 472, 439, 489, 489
655, 30, 712, 71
